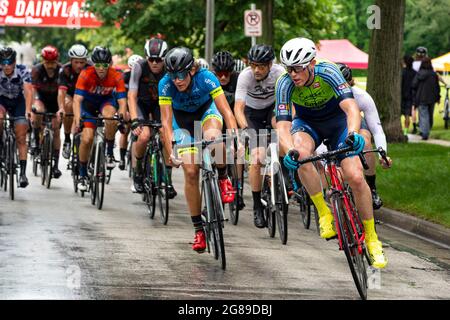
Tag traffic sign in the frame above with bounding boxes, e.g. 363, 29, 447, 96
244, 9, 262, 37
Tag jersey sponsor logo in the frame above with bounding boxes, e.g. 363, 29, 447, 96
313, 82, 320, 89
92, 86, 114, 95
204, 78, 217, 89
337, 83, 349, 90
278, 104, 286, 110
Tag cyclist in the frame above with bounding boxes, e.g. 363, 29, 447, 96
277, 37, 387, 269
233, 44, 285, 228
197, 58, 210, 70
118, 53, 143, 171
58, 44, 90, 159
234, 59, 247, 73
0, 47, 33, 188
211, 51, 245, 209
128, 38, 176, 198
336, 63, 392, 209
159, 47, 239, 253
31, 45, 63, 179
73, 46, 127, 191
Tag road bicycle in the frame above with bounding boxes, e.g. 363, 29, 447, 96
0, 115, 18, 200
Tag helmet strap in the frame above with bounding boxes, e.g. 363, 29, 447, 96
305, 65, 315, 87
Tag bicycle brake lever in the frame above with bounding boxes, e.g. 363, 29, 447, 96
358, 153, 369, 170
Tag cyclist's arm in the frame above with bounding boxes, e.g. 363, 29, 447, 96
275, 73, 295, 154
214, 93, 238, 131
234, 71, 249, 129
339, 98, 361, 133
57, 88, 67, 113
277, 121, 294, 154
160, 103, 173, 155
73, 94, 83, 126
127, 63, 142, 120
23, 82, 34, 116
117, 97, 127, 118
233, 100, 247, 129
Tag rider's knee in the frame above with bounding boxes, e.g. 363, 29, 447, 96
184, 167, 199, 183
345, 169, 366, 189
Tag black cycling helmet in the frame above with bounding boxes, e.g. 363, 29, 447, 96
247, 44, 275, 63
212, 51, 235, 72
145, 38, 169, 58
416, 46, 428, 56
164, 47, 194, 73
336, 62, 352, 82
0, 47, 17, 62
91, 46, 112, 64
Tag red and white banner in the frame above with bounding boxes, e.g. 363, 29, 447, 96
0, 0, 102, 28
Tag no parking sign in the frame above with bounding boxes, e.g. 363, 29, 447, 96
244, 9, 262, 37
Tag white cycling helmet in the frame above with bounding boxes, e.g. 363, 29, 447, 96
127, 54, 143, 69
68, 44, 88, 59
280, 37, 316, 67
197, 58, 210, 70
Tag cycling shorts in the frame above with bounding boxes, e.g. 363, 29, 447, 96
81, 97, 118, 129
137, 100, 161, 122
0, 95, 27, 125
244, 104, 274, 148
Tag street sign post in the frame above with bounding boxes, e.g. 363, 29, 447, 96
244, 4, 262, 46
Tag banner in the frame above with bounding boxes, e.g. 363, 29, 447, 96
0, 0, 102, 28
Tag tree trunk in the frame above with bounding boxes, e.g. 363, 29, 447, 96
367, 0, 407, 143
259, 0, 273, 46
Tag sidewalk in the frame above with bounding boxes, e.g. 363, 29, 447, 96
406, 133, 450, 147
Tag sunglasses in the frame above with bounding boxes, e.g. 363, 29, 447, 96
148, 57, 163, 63
286, 65, 308, 74
94, 63, 110, 68
249, 62, 269, 69
0, 59, 14, 65
168, 70, 189, 81
215, 71, 230, 78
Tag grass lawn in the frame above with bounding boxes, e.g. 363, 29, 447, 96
354, 75, 450, 141
376, 142, 450, 227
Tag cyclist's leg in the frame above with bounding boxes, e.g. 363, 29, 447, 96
119, 111, 130, 169
31, 99, 45, 150
9, 97, 29, 186
48, 101, 62, 176
101, 102, 118, 166
63, 95, 74, 142
78, 102, 97, 187
0, 103, 6, 144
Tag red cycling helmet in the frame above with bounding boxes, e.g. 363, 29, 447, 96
41, 45, 59, 61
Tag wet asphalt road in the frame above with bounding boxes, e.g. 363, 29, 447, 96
0, 155, 449, 300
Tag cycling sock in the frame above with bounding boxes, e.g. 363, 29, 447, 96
53, 150, 60, 168
363, 218, 378, 243
106, 139, 114, 156
191, 215, 203, 232
135, 156, 143, 175
310, 192, 332, 218
120, 148, 127, 161
79, 162, 87, 177
252, 191, 262, 210
20, 160, 27, 175
365, 174, 376, 191
64, 133, 71, 142
217, 166, 228, 179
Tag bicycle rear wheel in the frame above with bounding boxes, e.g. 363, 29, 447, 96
262, 174, 275, 238
45, 134, 53, 189
299, 186, 312, 229
209, 177, 226, 270
227, 164, 240, 225
40, 135, 49, 186
274, 169, 288, 245
156, 151, 169, 225
8, 136, 15, 200
71, 135, 80, 193
96, 143, 106, 210
444, 97, 449, 129
332, 196, 368, 300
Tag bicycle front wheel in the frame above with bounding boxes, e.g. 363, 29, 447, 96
8, 136, 15, 200
96, 143, 106, 210
299, 186, 312, 229
157, 152, 170, 225
45, 134, 53, 189
274, 169, 288, 245
332, 195, 368, 300
209, 177, 226, 270
262, 174, 275, 238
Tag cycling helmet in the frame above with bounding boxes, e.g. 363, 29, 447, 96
0, 47, 17, 62
91, 46, 112, 64
336, 62, 352, 82
416, 46, 428, 57
127, 54, 143, 68
233, 59, 247, 72
247, 44, 275, 63
212, 51, 235, 72
197, 58, 210, 70
280, 37, 316, 67
145, 38, 169, 58
164, 47, 194, 73
41, 45, 59, 61
68, 44, 88, 59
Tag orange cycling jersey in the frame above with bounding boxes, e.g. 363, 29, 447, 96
75, 66, 127, 103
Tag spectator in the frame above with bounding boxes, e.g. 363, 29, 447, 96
411, 46, 428, 133
412, 57, 440, 140
401, 55, 416, 136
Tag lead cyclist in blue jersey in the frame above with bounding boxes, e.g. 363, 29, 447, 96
159, 47, 241, 253
275, 38, 387, 269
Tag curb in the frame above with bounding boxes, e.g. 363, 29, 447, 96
375, 207, 450, 247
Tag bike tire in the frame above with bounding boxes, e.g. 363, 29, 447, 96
45, 134, 53, 189
8, 136, 15, 200
274, 170, 288, 245
227, 164, 240, 225
299, 186, 312, 229
143, 150, 155, 219
332, 196, 368, 300
40, 135, 48, 186
71, 136, 80, 193
96, 143, 106, 210
90, 148, 97, 206
262, 175, 276, 238
444, 99, 449, 129
210, 177, 226, 270
157, 151, 169, 225
203, 178, 218, 258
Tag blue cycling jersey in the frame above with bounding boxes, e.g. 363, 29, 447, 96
158, 68, 224, 112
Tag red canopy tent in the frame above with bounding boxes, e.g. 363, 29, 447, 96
316, 39, 369, 69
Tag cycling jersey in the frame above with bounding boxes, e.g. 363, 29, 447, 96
275, 60, 354, 122
0, 64, 31, 100
221, 71, 239, 110
129, 60, 165, 104
31, 63, 61, 103
158, 68, 223, 112
75, 66, 126, 104
351, 86, 387, 152
235, 64, 285, 110
58, 61, 92, 97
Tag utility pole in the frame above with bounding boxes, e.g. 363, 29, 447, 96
205, 0, 214, 69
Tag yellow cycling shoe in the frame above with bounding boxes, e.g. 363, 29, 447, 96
319, 213, 337, 239
366, 240, 388, 269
